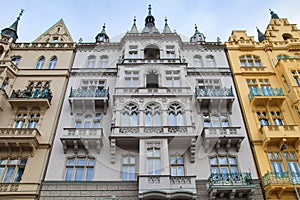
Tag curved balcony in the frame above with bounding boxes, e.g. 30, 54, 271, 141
248, 87, 285, 107
262, 171, 300, 199
138, 175, 197, 199
69, 87, 109, 114
260, 125, 300, 151
195, 87, 235, 113
201, 127, 244, 153
208, 172, 256, 199
8, 89, 52, 109
60, 128, 104, 153
0, 128, 41, 156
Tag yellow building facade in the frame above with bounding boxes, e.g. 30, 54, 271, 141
226, 11, 300, 199
0, 11, 75, 199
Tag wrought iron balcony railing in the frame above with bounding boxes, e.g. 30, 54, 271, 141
10, 88, 52, 103
208, 172, 253, 188
248, 87, 284, 101
195, 87, 234, 97
69, 87, 109, 98
263, 171, 300, 187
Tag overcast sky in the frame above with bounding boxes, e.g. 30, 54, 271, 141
1, 0, 300, 43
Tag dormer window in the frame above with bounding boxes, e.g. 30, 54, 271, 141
144, 45, 160, 59
282, 33, 292, 40
11, 56, 21, 67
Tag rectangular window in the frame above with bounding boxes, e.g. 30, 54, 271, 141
65, 156, 94, 181
166, 70, 180, 87
170, 155, 184, 176
125, 71, 139, 87
147, 145, 161, 175
0, 158, 27, 183
122, 155, 136, 180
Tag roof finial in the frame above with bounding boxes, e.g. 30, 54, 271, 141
17, 9, 25, 21
269, 9, 279, 19
256, 27, 266, 42
134, 16, 136, 24
165, 17, 168, 24
148, 4, 152, 16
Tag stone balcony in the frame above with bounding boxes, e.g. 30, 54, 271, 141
201, 127, 244, 153
262, 171, 300, 198
114, 87, 191, 97
194, 87, 235, 113
110, 125, 195, 147
69, 87, 109, 114
248, 87, 285, 107
260, 125, 300, 151
138, 175, 197, 199
0, 128, 41, 156
207, 172, 256, 199
8, 88, 52, 109
60, 128, 104, 153
120, 58, 182, 65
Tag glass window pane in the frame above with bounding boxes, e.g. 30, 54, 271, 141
275, 152, 281, 160
154, 149, 160, 156
171, 167, 176, 176
177, 114, 183, 126
218, 157, 227, 165
177, 166, 184, 176
93, 121, 100, 128
228, 157, 236, 165
65, 168, 73, 181
67, 159, 75, 166
84, 121, 91, 128
130, 156, 135, 164
77, 159, 85, 166
75, 168, 84, 181
3, 167, 15, 183
87, 159, 94, 166
145, 113, 151, 126
148, 160, 153, 174
154, 160, 160, 174
147, 149, 153, 157
132, 113, 138, 126
170, 156, 176, 164
129, 166, 135, 180
177, 156, 183, 164
86, 168, 93, 181
123, 156, 128, 164
210, 157, 217, 165
0, 167, 4, 179
9, 159, 18, 165
268, 153, 274, 159
154, 113, 161, 125
14, 167, 25, 182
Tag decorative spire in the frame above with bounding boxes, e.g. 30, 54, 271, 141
142, 4, 159, 34
256, 27, 266, 42
129, 16, 139, 34
190, 24, 206, 43
1, 9, 24, 42
163, 17, 172, 34
269, 9, 279, 19
95, 23, 109, 43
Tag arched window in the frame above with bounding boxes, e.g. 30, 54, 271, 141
99, 55, 108, 68
193, 55, 203, 67
86, 55, 96, 68
144, 45, 160, 59
35, 56, 45, 69
168, 103, 183, 126
145, 103, 161, 126
122, 103, 139, 126
11, 56, 21, 67
206, 55, 216, 67
48, 56, 57, 69
146, 70, 159, 88
282, 33, 292, 40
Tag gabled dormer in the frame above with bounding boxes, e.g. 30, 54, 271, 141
265, 10, 300, 42
33, 19, 74, 43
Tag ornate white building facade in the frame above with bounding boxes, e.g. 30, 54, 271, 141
40, 5, 263, 200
